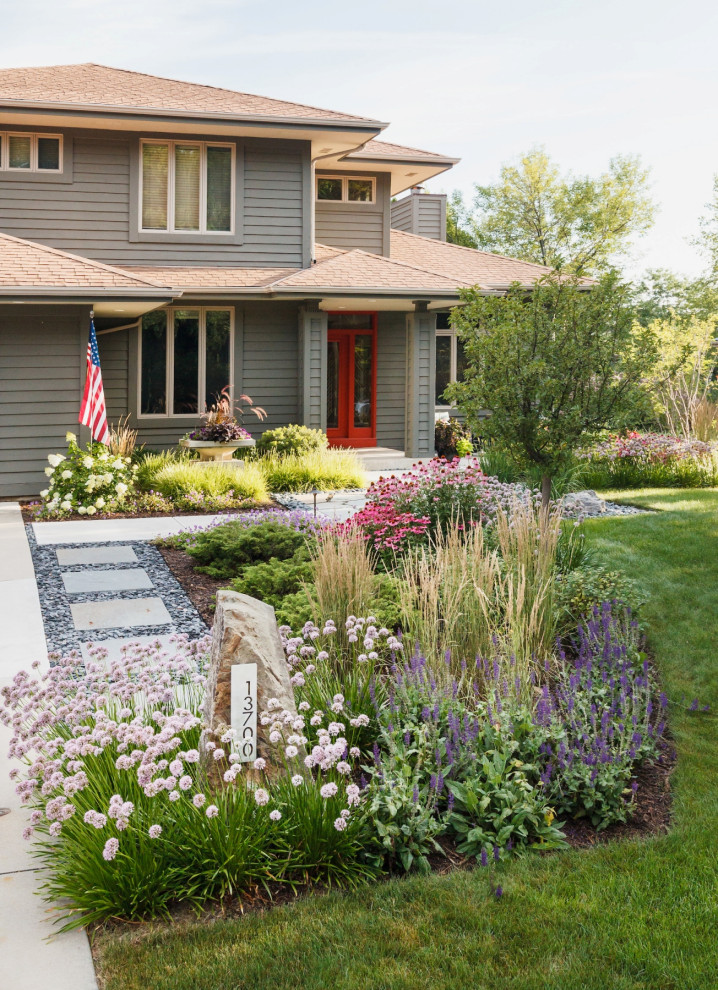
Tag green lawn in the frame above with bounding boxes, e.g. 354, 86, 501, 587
93, 491, 718, 990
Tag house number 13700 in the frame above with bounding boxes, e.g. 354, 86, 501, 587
230, 663, 257, 763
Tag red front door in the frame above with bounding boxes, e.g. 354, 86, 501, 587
326, 313, 377, 448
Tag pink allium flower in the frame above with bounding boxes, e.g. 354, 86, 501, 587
102, 837, 119, 861
169, 790, 180, 802
269, 809, 282, 822
192, 793, 206, 808
169, 759, 183, 776
254, 788, 269, 806
333, 817, 347, 832
205, 805, 219, 819
285, 745, 298, 758
22, 826, 33, 840
49, 822, 62, 837
148, 824, 162, 838
320, 782, 338, 799
253, 758, 266, 771
179, 775, 192, 791
291, 774, 303, 786
212, 748, 225, 761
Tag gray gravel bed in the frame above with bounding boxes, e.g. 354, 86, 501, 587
26, 526, 208, 655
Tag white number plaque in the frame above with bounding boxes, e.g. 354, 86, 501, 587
230, 663, 258, 763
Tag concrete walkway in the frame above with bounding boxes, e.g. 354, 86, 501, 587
0, 502, 98, 990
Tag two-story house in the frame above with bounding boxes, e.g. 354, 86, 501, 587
0, 63, 556, 497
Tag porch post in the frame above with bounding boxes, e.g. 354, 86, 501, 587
297, 300, 327, 430
404, 301, 437, 459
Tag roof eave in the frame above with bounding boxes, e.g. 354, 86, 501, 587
0, 99, 389, 132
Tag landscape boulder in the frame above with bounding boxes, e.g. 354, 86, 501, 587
201, 590, 298, 771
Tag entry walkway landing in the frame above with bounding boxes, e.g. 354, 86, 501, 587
0, 502, 98, 990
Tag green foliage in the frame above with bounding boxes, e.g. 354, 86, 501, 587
446, 745, 567, 860
187, 519, 309, 579
142, 458, 268, 504
445, 189, 479, 248
554, 565, 645, 634
434, 417, 473, 459
259, 449, 366, 492
364, 726, 446, 875
256, 424, 328, 456
447, 274, 658, 503
457, 146, 655, 275
228, 547, 313, 609
580, 451, 718, 490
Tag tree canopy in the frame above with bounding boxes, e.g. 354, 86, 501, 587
446, 274, 658, 505
447, 148, 655, 276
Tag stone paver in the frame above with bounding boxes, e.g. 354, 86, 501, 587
56, 545, 138, 566
70, 596, 172, 631
79, 633, 178, 667
61, 567, 153, 594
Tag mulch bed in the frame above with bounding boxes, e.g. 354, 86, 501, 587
156, 544, 226, 627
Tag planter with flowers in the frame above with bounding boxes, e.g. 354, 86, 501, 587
180, 389, 266, 463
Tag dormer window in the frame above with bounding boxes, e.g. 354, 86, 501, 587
317, 175, 375, 203
140, 140, 234, 234
0, 133, 62, 172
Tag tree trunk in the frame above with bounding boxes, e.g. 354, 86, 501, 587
541, 474, 552, 509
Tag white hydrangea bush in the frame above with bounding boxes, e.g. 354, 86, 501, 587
40, 431, 137, 517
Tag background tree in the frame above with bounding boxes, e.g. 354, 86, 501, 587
448, 148, 655, 276
446, 275, 658, 506
446, 190, 478, 248
694, 174, 718, 278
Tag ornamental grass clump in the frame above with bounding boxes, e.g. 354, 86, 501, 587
258, 447, 366, 492
38, 431, 137, 517
150, 460, 269, 505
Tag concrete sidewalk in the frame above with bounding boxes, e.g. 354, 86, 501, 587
0, 502, 97, 990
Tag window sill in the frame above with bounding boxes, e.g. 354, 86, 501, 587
130, 230, 241, 245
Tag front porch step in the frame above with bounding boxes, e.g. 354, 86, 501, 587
348, 447, 430, 472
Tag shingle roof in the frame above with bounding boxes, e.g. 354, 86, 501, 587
0, 63, 382, 126
347, 139, 458, 164
270, 249, 461, 292
389, 229, 564, 289
0, 232, 172, 293
118, 234, 577, 297
123, 266, 295, 289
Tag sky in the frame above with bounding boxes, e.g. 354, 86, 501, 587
2, 0, 717, 279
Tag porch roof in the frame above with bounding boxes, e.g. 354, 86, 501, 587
0, 232, 175, 299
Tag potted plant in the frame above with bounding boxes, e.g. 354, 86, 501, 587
180, 389, 267, 462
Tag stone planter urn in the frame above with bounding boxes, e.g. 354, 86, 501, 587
180, 437, 256, 462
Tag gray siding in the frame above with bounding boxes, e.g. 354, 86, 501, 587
376, 312, 406, 448
391, 191, 447, 241
0, 304, 88, 497
0, 131, 308, 268
404, 307, 437, 458
99, 301, 299, 449
315, 172, 391, 255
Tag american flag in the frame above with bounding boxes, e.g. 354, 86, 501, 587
78, 317, 110, 445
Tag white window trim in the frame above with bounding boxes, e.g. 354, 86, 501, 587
138, 307, 235, 418
435, 330, 463, 408
0, 132, 63, 172
316, 174, 376, 204
139, 139, 236, 235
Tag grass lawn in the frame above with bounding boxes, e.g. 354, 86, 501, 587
93, 490, 718, 990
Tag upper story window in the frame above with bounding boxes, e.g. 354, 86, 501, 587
435, 313, 467, 406
140, 140, 234, 234
0, 133, 62, 172
316, 175, 375, 204
140, 307, 233, 417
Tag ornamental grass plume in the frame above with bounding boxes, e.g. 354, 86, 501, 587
308, 524, 378, 635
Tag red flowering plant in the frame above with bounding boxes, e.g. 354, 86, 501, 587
350, 457, 539, 564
